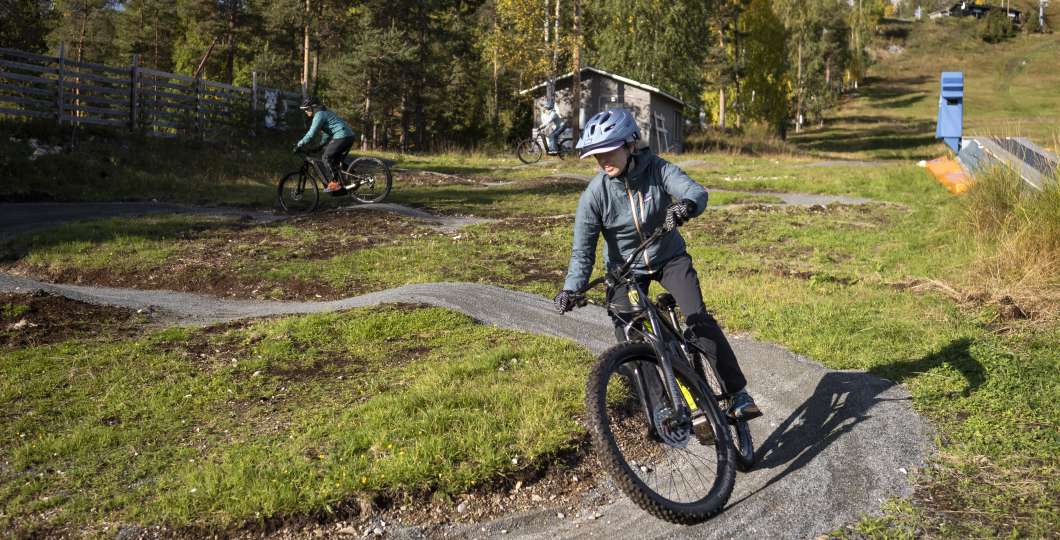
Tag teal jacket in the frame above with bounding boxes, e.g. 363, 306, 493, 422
563, 149, 708, 292
297, 109, 355, 147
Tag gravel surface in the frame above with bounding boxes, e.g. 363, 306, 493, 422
0, 273, 933, 539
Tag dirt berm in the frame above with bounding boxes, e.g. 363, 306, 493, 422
0, 273, 933, 539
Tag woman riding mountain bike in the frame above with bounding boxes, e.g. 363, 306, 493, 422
553, 107, 762, 421
294, 96, 356, 193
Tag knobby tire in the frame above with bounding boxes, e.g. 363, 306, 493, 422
585, 342, 736, 524
278, 170, 319, 213
346, 157, 392, 204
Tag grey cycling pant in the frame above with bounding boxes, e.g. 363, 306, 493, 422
604, 253, 748, 393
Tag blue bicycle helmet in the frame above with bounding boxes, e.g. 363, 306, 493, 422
576, 108, 640, 159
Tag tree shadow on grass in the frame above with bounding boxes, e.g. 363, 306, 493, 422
388, 177, 588, 216
0, 214, 255, 263
791, 120, 939, 155
729, 338, 980, 506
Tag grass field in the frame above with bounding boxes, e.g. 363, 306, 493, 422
1, 306, 591, 534
790, 18, 1060, 160
2, 14, 1059, 539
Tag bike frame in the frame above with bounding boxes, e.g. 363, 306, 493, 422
537, 132, 572, 156
296, 148, 370, 191
574, 229, 731, 445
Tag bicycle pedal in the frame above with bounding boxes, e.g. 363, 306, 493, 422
692, 413, 716, 445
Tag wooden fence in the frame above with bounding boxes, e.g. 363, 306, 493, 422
0, 45, 302, 138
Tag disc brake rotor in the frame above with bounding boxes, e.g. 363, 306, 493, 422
652, 406, 691, 448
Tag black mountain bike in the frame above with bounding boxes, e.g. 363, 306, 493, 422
567, 228, 755, 524
278, 148, 393, 213
515, 130, 574, 164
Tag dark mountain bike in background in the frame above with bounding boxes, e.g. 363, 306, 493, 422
515, 129, 574, 164
568, 228, 756, 524
278, 147, 393, 213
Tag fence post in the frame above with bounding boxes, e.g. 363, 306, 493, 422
251, 71, 257, 130
129, 54, 140, 132
56, 43, 65, 126
196, 77, 204, 140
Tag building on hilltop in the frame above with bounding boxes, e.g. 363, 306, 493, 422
929, 2, 1024, 26
520, 66, 686, 154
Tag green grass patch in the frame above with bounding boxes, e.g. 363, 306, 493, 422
1, 302, 30, 320
0, 305, 591, 533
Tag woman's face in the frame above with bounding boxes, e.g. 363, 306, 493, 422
593, 146, 631, 177
303, 108, 314, 118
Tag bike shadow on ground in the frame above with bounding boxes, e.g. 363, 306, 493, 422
728, 338, 979, 507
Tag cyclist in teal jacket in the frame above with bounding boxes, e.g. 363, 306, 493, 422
295, 96, 356, 192
553, 107, 761, 421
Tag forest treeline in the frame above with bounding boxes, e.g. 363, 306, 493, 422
2, 0, 894, 150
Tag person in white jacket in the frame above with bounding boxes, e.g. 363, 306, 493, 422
539, 99, 568, 154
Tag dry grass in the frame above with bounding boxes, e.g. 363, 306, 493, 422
684, 123, 801, 156
956, 165, 1060, 321
913, 451, 1059, 537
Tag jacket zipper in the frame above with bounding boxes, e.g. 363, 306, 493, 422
624, 179, 653, 272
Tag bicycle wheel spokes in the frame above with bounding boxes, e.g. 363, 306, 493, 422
278, 171, 319, 213
346, 157, 392, 204
698, 349, 756, 471
604, 357, 722, 505
516, 139, 543, 164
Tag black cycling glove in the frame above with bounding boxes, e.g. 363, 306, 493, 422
553, 290, 576, 314
664, 199, 697, 231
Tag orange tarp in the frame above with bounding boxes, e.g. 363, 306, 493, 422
925, 156, 973, 194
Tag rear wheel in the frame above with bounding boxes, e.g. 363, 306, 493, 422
585, 342, 735, 524
345, 157, 392, 204
730, 419, 755, 472
697, 346, 756, 472
516, 138, 543, 164
277, 170, 320, 213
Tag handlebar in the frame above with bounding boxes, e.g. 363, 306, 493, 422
294, 145, 324, 155
571, 227, 667, 302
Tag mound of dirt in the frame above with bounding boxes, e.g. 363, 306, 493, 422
1, 290, 144, 348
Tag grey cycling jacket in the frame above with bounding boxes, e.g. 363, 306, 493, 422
562, 149, 708, 292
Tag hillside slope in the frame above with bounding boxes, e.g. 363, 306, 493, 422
791, 17, 1060, 160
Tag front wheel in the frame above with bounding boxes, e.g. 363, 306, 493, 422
516, 138, 543, 164
585, 342, 736, 524
345, 157, 392, 204
277, 170, 320, 213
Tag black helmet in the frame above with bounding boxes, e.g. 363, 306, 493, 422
299, 96, 321, 110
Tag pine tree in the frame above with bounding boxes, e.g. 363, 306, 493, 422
117, 0, 180, 70
586, 0, 714, 108
1, 0, 54, 53
741, 0, 789, 137
48, 0, 121, 63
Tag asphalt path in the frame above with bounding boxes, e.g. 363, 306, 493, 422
0, 272, 933, 539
